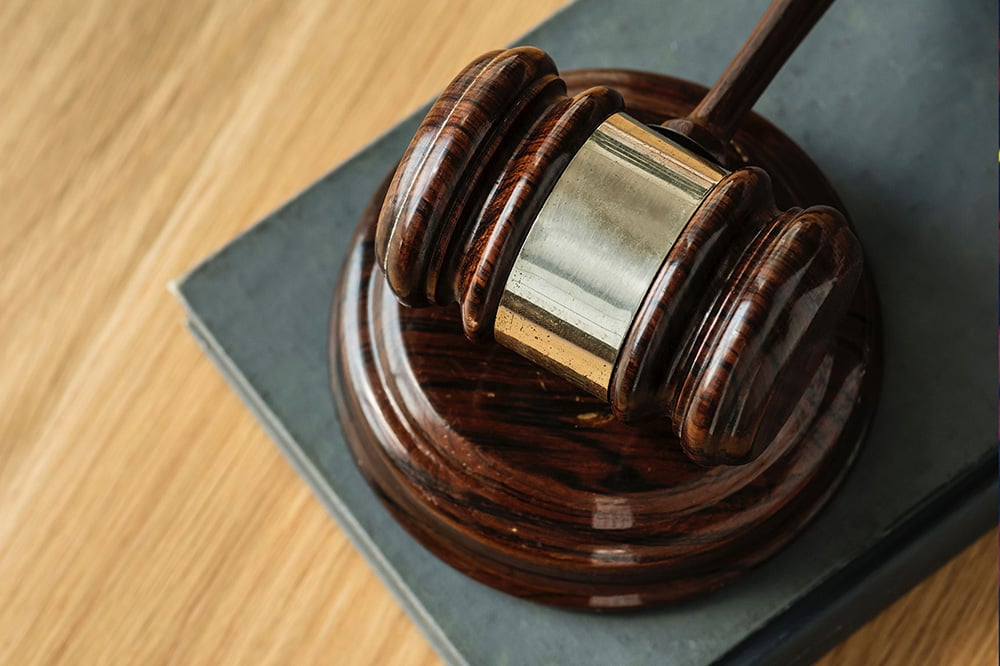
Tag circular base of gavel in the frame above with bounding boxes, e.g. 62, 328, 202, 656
330, 69, 881, 611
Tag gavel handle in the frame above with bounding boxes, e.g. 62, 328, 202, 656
672, 0, 835, 143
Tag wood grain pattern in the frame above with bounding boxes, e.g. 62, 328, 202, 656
670, 203, 863, 464
0, 0, 993, 662
375, 46, 563, 307
377, 47, 624, 340
374, 50, 869, 465
335, 190, 866, 609
338, 69, 878, 607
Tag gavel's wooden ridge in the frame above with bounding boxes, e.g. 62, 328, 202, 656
330, 4, 880, 610
376, 46, 864, 466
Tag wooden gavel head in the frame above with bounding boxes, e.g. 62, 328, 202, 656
375, 47, 862, 466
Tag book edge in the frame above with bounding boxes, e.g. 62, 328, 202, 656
177, 299, 469, 666
722, 456, 997, 665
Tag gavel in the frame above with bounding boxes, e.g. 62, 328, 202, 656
374, 0, 861, 466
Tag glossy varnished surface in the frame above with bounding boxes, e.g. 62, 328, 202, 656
331, 70, 881, 609
495, 112, 724, 398
372, 47, 866, 466
375, 46, 624, 340
3, 0, 994, 663
669, 202, 862, 463
609, 168, 775, 421
375, 47, 561, 307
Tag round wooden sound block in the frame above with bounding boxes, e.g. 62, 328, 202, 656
330, 70, 881, 610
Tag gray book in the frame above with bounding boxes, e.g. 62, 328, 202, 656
173, 1, 997, 664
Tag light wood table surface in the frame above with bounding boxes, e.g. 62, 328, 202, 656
2, 0, 996, 663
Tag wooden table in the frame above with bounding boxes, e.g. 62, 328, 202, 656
2, 0, 995, 663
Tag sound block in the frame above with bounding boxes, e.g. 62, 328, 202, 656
330, 70, 880, 610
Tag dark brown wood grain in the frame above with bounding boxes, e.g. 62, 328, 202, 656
609, 167, 777, 422
375, 47, 560, 306
329, 69, 881, 609
375, 45, 623, 333
671, 204, 862, 464
455, 85, 622, 339
374, 47, 868, 467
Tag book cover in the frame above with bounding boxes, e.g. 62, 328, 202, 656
174, 1, 997, 663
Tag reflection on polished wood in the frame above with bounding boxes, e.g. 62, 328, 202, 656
0, 0, 993, 662
338, 65, 879, 608
374, 46, 870, 466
